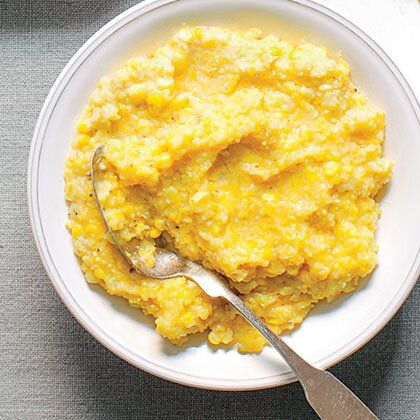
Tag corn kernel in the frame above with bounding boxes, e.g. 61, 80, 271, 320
77, 120, 90, 134
154, 218, 166, 230
72, 224, 82, 237
76, 134, 90, 147
193, 28, 202, 39
147, 92, 166, 107
177, 28, 193, 42
93, 268, 106, 279
181, 311, 194, 326
323, 161, 341, 177
86, 224, 96, 234
149, 227, 161, 238
127, 83, 146, 103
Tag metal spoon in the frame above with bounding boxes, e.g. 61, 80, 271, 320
91, 145, 377, 419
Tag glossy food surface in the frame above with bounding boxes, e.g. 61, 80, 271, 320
64, 26, 391, 352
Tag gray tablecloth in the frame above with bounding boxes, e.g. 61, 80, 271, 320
0, 1, 418, 418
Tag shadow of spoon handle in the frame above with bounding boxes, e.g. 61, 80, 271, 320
226, 292, 378, 420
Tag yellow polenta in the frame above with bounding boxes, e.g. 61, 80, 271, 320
64, 27, 392, 352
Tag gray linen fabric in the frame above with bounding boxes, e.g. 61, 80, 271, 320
0, 1, 418, 418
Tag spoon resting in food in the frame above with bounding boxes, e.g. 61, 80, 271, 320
91, 145, 377, 420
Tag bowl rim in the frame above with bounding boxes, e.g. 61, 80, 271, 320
27, 0, 420, 391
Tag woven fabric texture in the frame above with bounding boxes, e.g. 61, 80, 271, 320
0, 1, 418, 419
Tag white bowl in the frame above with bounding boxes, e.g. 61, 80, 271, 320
28, 0, 420, 390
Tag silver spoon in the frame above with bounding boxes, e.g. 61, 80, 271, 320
91, 145, 377, 419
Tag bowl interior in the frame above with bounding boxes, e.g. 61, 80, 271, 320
29, 0, 420, 390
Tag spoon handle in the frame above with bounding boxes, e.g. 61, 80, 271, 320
225, 292, 377, 420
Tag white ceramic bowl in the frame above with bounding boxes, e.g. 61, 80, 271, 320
28, 0, 420, 390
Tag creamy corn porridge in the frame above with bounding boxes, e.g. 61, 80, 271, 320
64, 27, 392, 352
